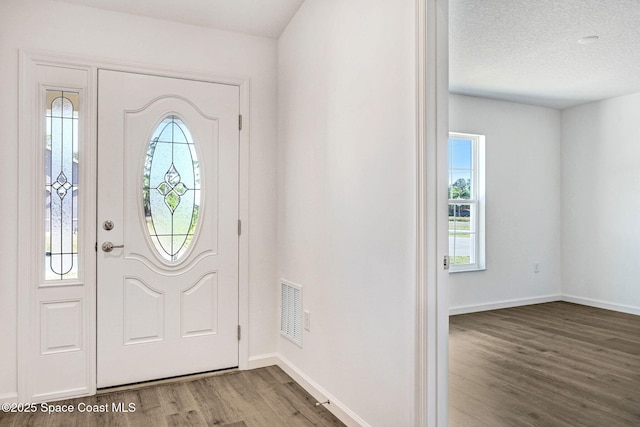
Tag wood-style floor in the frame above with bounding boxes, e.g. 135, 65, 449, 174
0, 366, 344, 427
450, 302, 640, 427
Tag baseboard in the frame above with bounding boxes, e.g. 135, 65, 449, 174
561, 295, 640, 316
246, 353, 279, 370
277, 355, 370, 427
449, 294, 562, 315
0, 392, 17, 404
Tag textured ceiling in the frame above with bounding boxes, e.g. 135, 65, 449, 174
53, 0, 305, 39
450, 0, 640, 109
53, 0, 640, 109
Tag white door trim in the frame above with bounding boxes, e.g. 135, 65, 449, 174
415, 0, 449, 426
18, 50, 251, 402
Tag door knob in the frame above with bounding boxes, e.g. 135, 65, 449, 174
102, 241, 124, 252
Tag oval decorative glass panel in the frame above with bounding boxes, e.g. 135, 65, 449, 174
143, 116, 200, 262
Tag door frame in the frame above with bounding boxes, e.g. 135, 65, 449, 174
416, 0, 449, 426
18, 50, 251, 402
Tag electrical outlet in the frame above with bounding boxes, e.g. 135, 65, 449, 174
304, 310, 311, 331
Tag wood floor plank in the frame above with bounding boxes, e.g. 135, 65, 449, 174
186, 376, 242, 426
450, 302, 640, 427
449, 404, 490, 427
256, 365, 341, 425
263, 365, 294, 384
165, 409, 207, 427
282, 381, 346, 427
157, 382, 203, 421
0, 413, 12, 427
456, 326, 632, 394
0, 367, 344, 427
450, 373, 543, 427
123, 388, 168, 427
454, 311, 640, 374
71, 395, 102, 427
211, 371, 289, 426
499, 308, 640, 352
451, 356, 580, 427
452, 340, 639, 426
95, 392, 129, 427
241, 369, 314, 426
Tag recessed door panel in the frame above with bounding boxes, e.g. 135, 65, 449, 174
40, 300, 83, 355
123, 278, 164, 345
181, 273, 218, 338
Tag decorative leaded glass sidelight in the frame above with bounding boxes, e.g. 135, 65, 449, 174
45, 91, 79, 280
143, 116, 200, 262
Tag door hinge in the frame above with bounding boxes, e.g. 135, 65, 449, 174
443, 255, 449, 270
95, 242, 98, 252
237, 325, 241, 341
238, 219, 242, 236
239, 114, 243, 131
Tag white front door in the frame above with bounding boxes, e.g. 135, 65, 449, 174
97, 70, 240, 388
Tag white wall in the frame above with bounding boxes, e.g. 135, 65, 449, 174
0, 0, 278, 399
277, 0, 416, 425
449, 94, 563, 313
561, 93, 640, 313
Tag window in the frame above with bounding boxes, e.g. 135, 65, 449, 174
45, 90, 80, 280
448, 132, 485, 272
143, 116, 201, 262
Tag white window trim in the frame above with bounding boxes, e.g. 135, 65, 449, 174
449, 132, 485, 273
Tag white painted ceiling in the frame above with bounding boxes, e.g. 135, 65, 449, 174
54, 0, 640, 110
450, 0, 640, 109
54, 0, 305, 39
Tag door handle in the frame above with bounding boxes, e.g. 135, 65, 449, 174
102, 241, 124, 252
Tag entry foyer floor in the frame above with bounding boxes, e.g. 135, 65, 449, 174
0, 366, 344, 427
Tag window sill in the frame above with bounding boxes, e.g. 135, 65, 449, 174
449, 267, 486, 274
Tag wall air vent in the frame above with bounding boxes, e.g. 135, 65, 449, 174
280, 280, 302, 347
